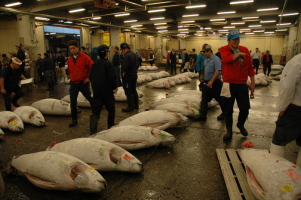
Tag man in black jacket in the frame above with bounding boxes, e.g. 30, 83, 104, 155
262, 50, 273, 76
170, 48, 177, 75
42, 53, 54, 91
120, 43, 139, 112
15, 44, 25, 75
56, 51, 66, 83
89, 45, 118, 134
112, 46, 122, 86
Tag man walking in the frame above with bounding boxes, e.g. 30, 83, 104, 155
89, 45, 118, 134
220, 30, 255, 141
170, 48, 177, 75
262, 50, 273, 76
67, 40, 94, 127
120, 43, 139, 112
56, 51, 67, 83
252, 48, 261, 74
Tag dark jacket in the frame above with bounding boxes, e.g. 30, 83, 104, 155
42, 57, 53, 72
112, 52, 120, 67
170, 52, 177, 63
90, 58, 117, 92
121, 51, 139, 78
1, 66, 22, 91
57, 56, 65, 67
262, 54, 273, 65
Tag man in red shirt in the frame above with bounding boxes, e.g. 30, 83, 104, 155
67, 40, 94, 127
220, 30, 255, 141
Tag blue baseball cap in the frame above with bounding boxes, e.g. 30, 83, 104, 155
227, 29, 240, 40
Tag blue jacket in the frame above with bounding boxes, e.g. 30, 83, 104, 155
196, 53, 206, 72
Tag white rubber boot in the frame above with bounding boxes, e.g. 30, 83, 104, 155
296, 148, 301, 168
270, 143, 285, 158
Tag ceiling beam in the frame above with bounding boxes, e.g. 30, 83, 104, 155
29, 0, 92, 13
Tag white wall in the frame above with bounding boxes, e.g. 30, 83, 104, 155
0, 19, 19, 54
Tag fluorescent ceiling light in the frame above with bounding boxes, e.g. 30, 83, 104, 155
148, 9, 165, 13
178, 29, 189, 31
248, 25, 262, 27
58, 20, 64, 22
158, 30, 168, 32
219, 30, 229, 31
92, 17, 101, 20
205, 27, 211, 29
156, 26, 168, 29
257, 8, 278, 12
217, 11, 236, 14
35, 17, 50, 21
50, 33, 56, 35
260, 20, 276, 23
279, 13, 299, 16
210, 19, 225, 21
186, 4, 206, 9
180, 32, 189, 33
276, 23, 291, 26
124, 20, 137, 23
276, 29, 288, 31
223, 26, 235, 28
231, 22, 245, 25
240, 29, 251, 30
230, 0, 253, 4
154, 23, 167, 25
150, 17, 165, 20
64, 21, 73, 24
131, 25, 143, 27
181, 21, 195, 23
5, 2, 22, 7
242, 16, 259, 19
245, 32, 254, 34
183, 14, 199, 17
253, 30, 265, 32
115, 13, 130, 17
178, 26, 184, 28
264, 32, 275, 33
69, 8, 85, 13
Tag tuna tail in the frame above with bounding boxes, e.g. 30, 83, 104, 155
242, 141, 255, 149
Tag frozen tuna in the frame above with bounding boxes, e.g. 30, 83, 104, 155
47, 138, 143, 173
167, 90, 202, 98
90, 125, 177, 150
117, 110, 188, 130
0, 111, 24, 132
11, 151, 106, 193
148, 98, 200, 110
154, 103, 200, 118
147, 79, 171, 88
31, 99, 71, 115
13, 106, 45, 126
61, 92, 91, 107
241, 148, 301, 200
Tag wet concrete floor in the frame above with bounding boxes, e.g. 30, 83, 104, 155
0, 67, 299, 200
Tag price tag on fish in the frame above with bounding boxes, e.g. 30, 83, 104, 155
123, 154, 133, 161
279, 184, 294, 193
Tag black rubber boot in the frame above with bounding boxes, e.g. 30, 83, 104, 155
237, 113, 248, 136
90, 115, 99, 135
223, 127, 233, 141
4, 101, 11, 111
133, 94, 139, 109
107, 109, 115, 129
122, 94, 134, 112
195, 101, 208, 121
69, 108, 78, 127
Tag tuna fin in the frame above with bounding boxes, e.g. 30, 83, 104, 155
24, 172, 57, 189
242, 141, 255, 149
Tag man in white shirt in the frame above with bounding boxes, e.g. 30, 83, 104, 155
270, 53, 301, 167
251, 48, 261, 74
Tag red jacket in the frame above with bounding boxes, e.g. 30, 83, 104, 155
220, 45, 255, 84
67, 52, 94, 83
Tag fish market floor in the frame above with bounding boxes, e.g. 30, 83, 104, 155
0, 69, 299, 200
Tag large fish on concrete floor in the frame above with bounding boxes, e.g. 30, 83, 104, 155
0, 111, 24, 132
31, 99, 71, 115
153, 103, 200, 118
148, 98, 200, 110
13, 106, 45, 126
11, 151, 106, 193
90, 125, 177, 150
241, 148, 301, 200
46, 138, 143, 173
0, 128, 4, 139
117, 110, 188, 130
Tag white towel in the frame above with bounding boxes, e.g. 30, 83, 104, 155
221, 83, 231, 98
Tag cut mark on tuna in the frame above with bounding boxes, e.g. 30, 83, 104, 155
245, 165, 265, 195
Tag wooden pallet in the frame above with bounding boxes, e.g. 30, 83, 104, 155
216, 149, 258, 200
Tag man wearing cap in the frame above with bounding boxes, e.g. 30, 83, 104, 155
120, 43, 139, 112
1, 54, 10, 69
262, 50, 273, 76
220, 29, 255, 141
0, 57, 26, 111
15, 44, 26, 75
112, 46, 122, 86
67, 40, 94, 127
252, 48, 261, 74
196, 45, 225, 121
89, 45, 118, 134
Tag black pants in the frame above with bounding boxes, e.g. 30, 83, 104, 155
2, 87, 24, 111
202, 79, 224, 104
223, 83, 250, 127
263, 64, 272, 76
122, 77, 138, 97
150, 60, 154, 66
38, 67, 44, 82
44, 69, 54, 89
272, 104, 301, 147
253, 59, 259, 74
92, 91, 115, 127
69, 81, 93, 110
170, 62, 176, 75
